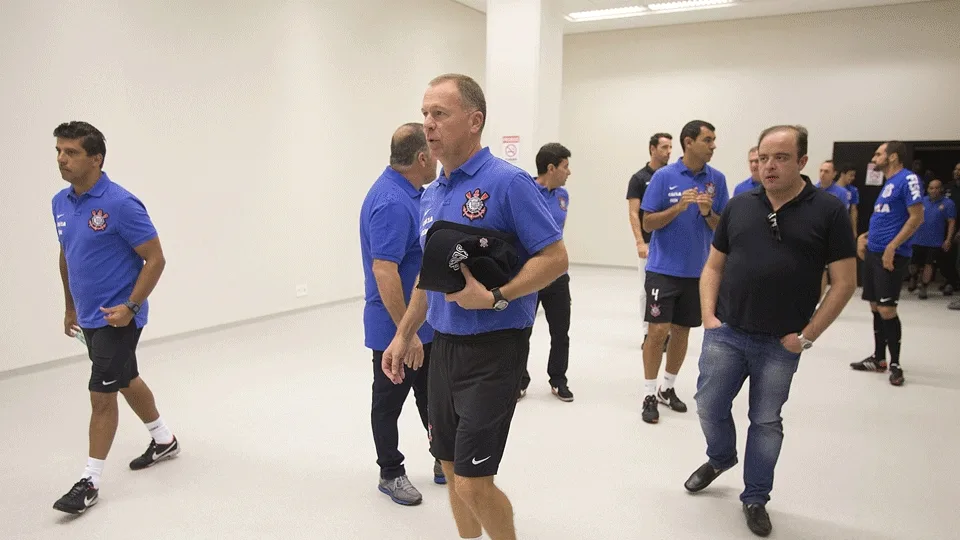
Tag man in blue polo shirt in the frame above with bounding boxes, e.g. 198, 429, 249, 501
852, 141, 924, 386
732, 146, 761, 196
382, 73, 567, 540
49, 121, 178, 515
836, 163, 860, 236
639, 119, 729, 425
518, 142, 575, 402
816, 160, 852, 211
360, 123, 445, 507
910, 178, 956, 299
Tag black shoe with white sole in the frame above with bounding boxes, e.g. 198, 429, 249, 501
657, 387, 688, 413
53, 477, 98, 514
129, 436, 180, 470
552, 384, 574, 402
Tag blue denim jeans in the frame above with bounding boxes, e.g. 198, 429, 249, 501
694, 323, 801, 505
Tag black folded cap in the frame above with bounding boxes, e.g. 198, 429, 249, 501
417, 221, 520, 294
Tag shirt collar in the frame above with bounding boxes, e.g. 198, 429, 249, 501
675, 158, 710, 180
68, 171, 110, 201
753, 176, 818, 207
437, 147, 494, 185
383, 166, 422, 197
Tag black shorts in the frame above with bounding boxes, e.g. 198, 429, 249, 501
643, 271, 702, 328
861, 250, 910, 306
81, 322, 143, 393
428, 327, 531, 478
910, 245, 940, 267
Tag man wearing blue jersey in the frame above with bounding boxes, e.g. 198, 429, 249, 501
732, 146, 761, 196
520, 142, 575, 402
910, 179, 956, 299
852, 141, 924, 386
817, 160, 852, 211
360, 123, 445, 506
50, 121, 178, 515
639, 120, 729, 424
383, 74, 568, 540
836, 163, 860, 236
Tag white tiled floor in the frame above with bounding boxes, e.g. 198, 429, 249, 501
2, 265, 959, 539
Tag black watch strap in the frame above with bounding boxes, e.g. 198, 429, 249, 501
491, 288, 506, 305
124, 301, 141, 315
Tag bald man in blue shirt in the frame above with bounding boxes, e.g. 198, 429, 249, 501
383, 74, 568, 540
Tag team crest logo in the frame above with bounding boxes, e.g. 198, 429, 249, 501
463, 189, 490, 221
448, 244, 469, 270
559, 197, 568, 211
939, 204, 945, 211
705, 182, 716, 196
479, 237, 489, 248
650, 303, 661, 318
88, 209, 109, 231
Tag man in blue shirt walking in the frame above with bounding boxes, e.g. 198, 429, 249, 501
360, 123, 445, 506
639, 120, 729, 424
909, 178, 956, 299
732, 146, 761, 196
383, 73, 568, 540
852, 141, 924, 386
518, 143, 575, 402
50, 122, 178, 515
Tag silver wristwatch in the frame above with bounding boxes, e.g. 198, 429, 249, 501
796, 333, 814, 350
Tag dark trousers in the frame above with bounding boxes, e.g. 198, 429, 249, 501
521, 273, 571, 388
941, 243, 960, 288
371, 343, 431, 480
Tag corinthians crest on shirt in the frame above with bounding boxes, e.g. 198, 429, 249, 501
463, 188, 490, 221
704, 182, 716, 196
88, 209, 109, 231
558, 196, 568, 211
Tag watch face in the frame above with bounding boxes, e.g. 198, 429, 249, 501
494, 300, 509, 311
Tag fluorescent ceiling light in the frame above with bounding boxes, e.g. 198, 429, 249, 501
565, 6, 647, 22
647, 0, 734, 12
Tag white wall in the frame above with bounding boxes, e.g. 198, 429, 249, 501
0, 0, 485, 371
560, 0, 960, 267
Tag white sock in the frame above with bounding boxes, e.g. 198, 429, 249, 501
83, 457, 105, 488
461, 535, 484, 540
662, 372, 677, 391
145, 417, 174, 445
644, 379, 657, 396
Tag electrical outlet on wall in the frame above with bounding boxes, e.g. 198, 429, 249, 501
296, 284, 308, 297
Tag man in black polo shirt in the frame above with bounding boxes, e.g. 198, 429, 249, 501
626, 132, 672, 343
683, 125, 857, 537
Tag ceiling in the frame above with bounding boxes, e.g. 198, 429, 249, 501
451, 0, 939, 34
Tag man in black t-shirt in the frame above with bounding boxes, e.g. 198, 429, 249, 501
683, 125, 857, 538
626, 132, 672, 342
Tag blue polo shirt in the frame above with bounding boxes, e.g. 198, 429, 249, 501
847, 184, 860, 206
359, 167, 434, 351
538, 184, 569, 231
419, 147, 562, 336
640, 159, 729, 278
914, 196, 956, 247
868, 169, 923, 257
52, 172, 157, 329
733, 177, 761, 196
819, 182, 851, 210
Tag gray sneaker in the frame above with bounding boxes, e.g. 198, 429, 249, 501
378, 474, 422, 506
949, 299, 960, 310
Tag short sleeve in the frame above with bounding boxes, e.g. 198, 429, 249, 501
626, 174, 645, 200
52, 198, 63, 245
116, 196, 159, 248
849, 187, 860, 205
712, 204, 732, 254
947, 200, 957, 220
902, 174, 923, 206
713, 172, 730, 214
369, 195, 414, 264
640, 171, 666, 213
505, 173, 562, 255
826, 205, 857, 264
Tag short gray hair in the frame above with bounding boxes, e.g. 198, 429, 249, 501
429, 73, 486, 132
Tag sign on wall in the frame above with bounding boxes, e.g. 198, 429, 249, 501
502, 135, 520, 162
865, 162, 884, 186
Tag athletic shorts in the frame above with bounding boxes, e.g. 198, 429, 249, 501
861, 250, 910, 306
910, 245, 940, 267
428, 327, 531, 478
644, 271, 702, 328
81, 322, 143, 393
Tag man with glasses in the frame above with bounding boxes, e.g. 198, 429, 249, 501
685, 125, 856, 537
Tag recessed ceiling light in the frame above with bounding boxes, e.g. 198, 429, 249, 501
565, 6, 647, 22
647, 0, 735, 12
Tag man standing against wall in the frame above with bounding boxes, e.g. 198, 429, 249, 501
851, 141, 924, 386
383, 74, 568, 540
910, 179, 956, 299
360, 123, 444, 506
51, 121, 178, 514
520, 142, 575, 402
639, 120, 729, 424
685, 125, 857, 537
733, 147, 761, 196
627, 133, 672, 346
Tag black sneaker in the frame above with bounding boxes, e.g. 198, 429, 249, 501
129, 437, 180, 470
433, 459, 446, 485
656, 387, 688, 413
743, 503, 773, 537
850, 356, 887, 372
551, 384, 574, 402
642, 395, 659, 424
889, 365, 905, 386
53, 477, 98, 514
918, 286, 928, 299
945, 284, 954, 296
